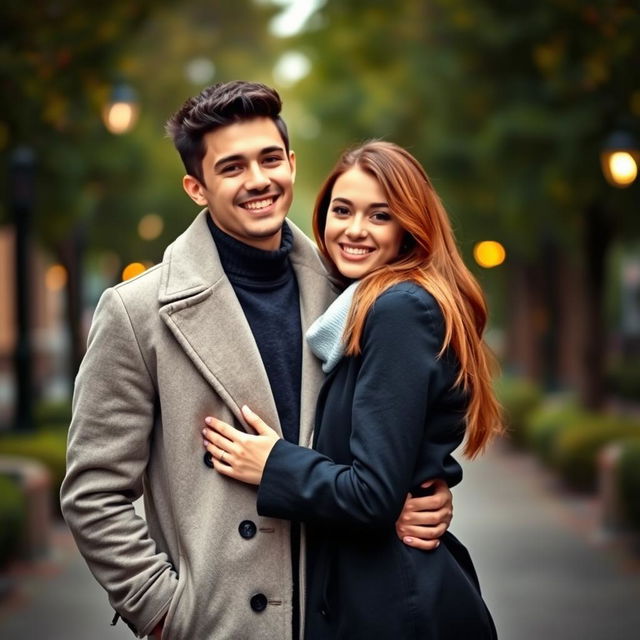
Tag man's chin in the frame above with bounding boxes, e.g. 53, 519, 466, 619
242, 219, 286, 250
249, 213, 287, 235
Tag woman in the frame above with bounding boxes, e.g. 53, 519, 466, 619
203, 141, 502, 639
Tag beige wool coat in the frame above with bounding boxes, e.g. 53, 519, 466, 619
60, 210, 338, 639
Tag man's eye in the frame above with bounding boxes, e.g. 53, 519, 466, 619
263, 156, 282, 164
222, 164, 242, 173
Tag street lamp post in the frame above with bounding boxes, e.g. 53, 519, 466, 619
582, 129, 640, 408
10, 146, 36, 432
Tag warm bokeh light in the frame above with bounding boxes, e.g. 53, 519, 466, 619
45, 264, 67, 291
606, 151, 638, 187
102, 102, 139, 135
473, 241, 506, 268
122, 262, 147, 281
138, 214, 164, 241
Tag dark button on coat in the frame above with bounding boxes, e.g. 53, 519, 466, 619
239, 520, 258, 539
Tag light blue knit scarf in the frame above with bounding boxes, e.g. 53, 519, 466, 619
305, 281, 360, 373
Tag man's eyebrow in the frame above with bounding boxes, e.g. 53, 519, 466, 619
214, 154, 244, 170
331, 197, 390, 208
261, 145, 285, 155
214, 146, 285, 171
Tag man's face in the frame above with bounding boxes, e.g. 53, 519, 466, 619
183, 117, 296, 251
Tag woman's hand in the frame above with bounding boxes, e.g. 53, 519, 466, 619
395, 479, 453, 550
202, 405, 280, 485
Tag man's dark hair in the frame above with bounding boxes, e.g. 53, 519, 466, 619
165, 81, 290, 183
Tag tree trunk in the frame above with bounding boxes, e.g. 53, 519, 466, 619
580, 202, 612, 409
58, 224, 86, 391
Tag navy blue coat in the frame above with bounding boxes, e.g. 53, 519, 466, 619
258, 283, 496, 639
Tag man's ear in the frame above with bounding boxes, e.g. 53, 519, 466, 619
182, 175, 207, 206
288, 150, 296, 184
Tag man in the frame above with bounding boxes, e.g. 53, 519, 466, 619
61, 81, 452, 639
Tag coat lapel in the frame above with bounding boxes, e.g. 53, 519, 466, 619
157, 210, 280, 434
157, 211, 340, 442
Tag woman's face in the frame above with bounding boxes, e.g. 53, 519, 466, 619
324, 167, 405, 280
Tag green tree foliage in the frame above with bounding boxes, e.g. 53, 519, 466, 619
89, 0, 284, 265
289, 0, 640, 252
287, 0, 639, 403
0, 1, 165, 242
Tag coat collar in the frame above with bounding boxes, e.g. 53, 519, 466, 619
158, 210, 225, 303
157, 209, 337, 443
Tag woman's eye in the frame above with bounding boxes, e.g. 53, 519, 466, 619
331, 206, 349, 216
371, 211, 391, 221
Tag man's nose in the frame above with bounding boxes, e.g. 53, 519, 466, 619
245, 163, 270, 191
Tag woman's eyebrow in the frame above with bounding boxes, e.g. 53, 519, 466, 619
331, 196, 389, 208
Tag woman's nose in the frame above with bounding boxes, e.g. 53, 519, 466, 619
346, 217, 366, 238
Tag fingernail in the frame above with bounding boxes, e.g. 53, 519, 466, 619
434, 540, 440, 548
403, 537, 413, 544
242, 405, 253, 416
205, 417, 212, 425
202, 428, 208, 435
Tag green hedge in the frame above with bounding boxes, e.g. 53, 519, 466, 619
606, 359, 640, 403
524, 399, 588, 465
34, 399, 72, 430
0, 430, 68, 515
551, 415, 640, 492
494, 376, 542, 447
0, 474, 27, 567
618, 439, 640, 529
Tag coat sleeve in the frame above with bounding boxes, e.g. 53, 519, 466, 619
60, 287, 177, 638
257, 287, 448, 527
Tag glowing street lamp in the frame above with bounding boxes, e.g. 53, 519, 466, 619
600, 130, 639, 188
102, 83, 139, 135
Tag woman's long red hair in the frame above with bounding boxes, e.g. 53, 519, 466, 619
312, 141, 503, 458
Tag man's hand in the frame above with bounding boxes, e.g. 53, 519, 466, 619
396, 479, 453, 550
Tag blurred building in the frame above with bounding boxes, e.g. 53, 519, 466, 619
0, 226, 71, 428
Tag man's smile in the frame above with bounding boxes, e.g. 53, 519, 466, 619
239, 194, 279, 211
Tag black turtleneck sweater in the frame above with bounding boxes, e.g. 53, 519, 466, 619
206, 215, 303, 446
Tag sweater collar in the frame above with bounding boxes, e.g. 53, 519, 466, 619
206, 214, 293, 283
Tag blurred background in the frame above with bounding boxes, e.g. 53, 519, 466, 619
1, 1, 639, 638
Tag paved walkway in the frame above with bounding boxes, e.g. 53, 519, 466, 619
453, 442, 640, 640
0, 441, 639, 639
